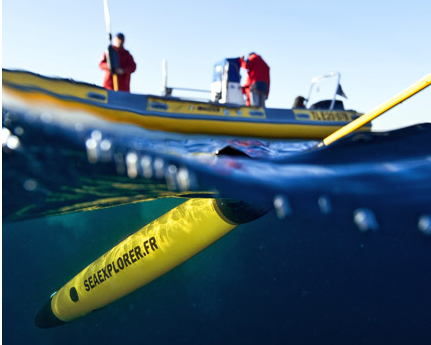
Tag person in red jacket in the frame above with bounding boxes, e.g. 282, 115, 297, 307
239, 53, 270, 107
99, 33, 137, 92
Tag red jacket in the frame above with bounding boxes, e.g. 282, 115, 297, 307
99, 46, 136, 92
240, 54, 270, 96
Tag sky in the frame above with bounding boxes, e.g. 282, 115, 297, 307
2, 0, 430, 131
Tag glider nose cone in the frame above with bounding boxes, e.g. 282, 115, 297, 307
35, 298, 65, 328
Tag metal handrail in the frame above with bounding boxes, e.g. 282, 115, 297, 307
306, 72, 341, 110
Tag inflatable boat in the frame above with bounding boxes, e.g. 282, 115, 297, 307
2, 67, 370, 139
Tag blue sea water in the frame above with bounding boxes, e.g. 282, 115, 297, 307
3, 198, 431, 344
2, 104, 431, 344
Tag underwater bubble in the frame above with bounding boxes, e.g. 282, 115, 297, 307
40, 112, 53, 123
2, 128, 11, 146
126, 152, 139, 178
154, 157, 165, 179
2, 127, 18, 150
165, 165, 178, 190
85, 138, 97, 150
91, 130, 103, 141
100, 139, 112, 151
75, 122, 84, 131
24, 111, 37, 123
418, 215, 431, 236
85, 138, 98, 163
177, 167, 191, 191
99, 139, 112, 162
141, 156, 153, 179
167, 165, 178, 174
13, 126, 24, 136
8, 136, 20, 149
273, 195, 292, 220
318, 195, 332, 214
23, 179, 38, 191
353, 208, 379, 232
2, 112, 13, 126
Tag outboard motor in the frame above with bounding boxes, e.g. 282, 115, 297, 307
210, 58, 245, 105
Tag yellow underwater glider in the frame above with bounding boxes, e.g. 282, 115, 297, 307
35, 199, 267, 327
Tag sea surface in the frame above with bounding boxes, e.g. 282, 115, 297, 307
2, 102, 431, 344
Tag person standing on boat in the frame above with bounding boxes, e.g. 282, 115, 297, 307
240, 53, 270, 107
293, 96, 306, 108
99, 33, 137, 92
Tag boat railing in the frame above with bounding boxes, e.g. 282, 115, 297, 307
161, 59, 211, 98
162, 86, 211, 98
306, 72, 342, 110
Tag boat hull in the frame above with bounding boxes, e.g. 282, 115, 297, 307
2, 69, 370, 139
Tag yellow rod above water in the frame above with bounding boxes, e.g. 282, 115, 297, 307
320, 73, 431, 147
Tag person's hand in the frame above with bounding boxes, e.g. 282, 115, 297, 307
114, 68, 124, 75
